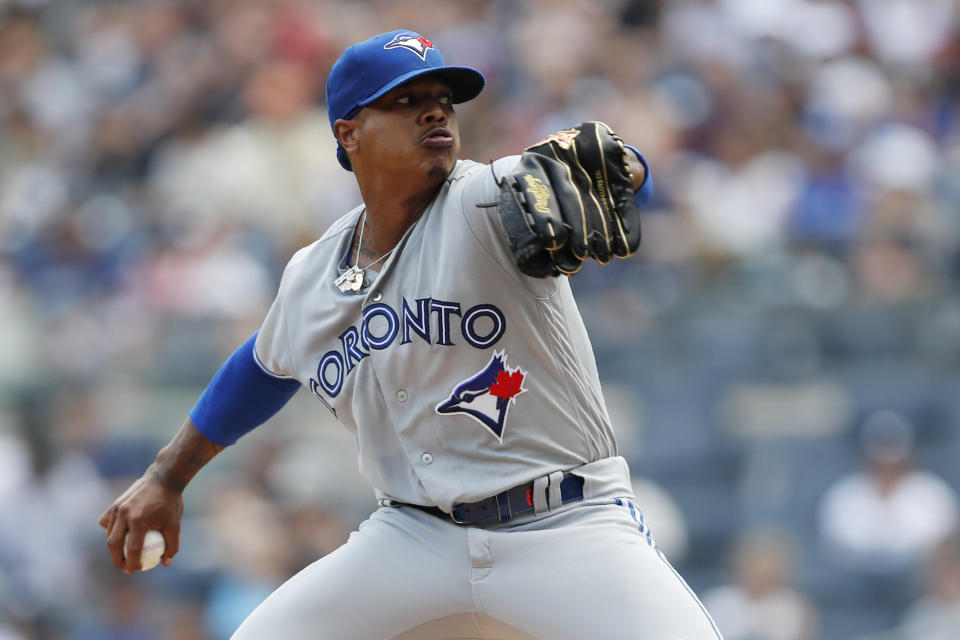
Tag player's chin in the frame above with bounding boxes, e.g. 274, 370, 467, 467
427, 164, 450, 180
420, 139, 457, 161
423, 151, 456, 180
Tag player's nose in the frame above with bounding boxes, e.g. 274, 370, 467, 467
418, 100, 448, 125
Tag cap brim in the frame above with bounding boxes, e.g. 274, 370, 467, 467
358, 66, 485, 109
338, 66, 485, 171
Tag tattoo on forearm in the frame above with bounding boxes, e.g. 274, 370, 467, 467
152, 426, 225, 492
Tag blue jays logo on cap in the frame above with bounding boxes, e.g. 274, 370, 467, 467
384, 33, 435, 61
436, 351, 527, 441
325, 29, 485, 171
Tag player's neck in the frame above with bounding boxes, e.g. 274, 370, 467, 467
356, 175, 444, 254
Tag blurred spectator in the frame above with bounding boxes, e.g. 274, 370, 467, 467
286, 504, 353, 571
73, 569, 160, 640
202, 481, 297, 639
856, 0, 957, 69
900, 535, 960, 640
702, 527, 819, 640
163, 601, 208, 640
631, 475, 690, 562
818, 410, 959, 574
0, 625, 23, 640
0, 391, 110, 636
146, 58, 356, 252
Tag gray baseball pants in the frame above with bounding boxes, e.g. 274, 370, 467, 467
230, 493, 722, 639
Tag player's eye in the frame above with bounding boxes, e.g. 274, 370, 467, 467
439, 95, 452, 105
396, 96, 411, 105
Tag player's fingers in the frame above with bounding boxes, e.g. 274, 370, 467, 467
105, 514, 128, 570
123, 523, 146, 573
160, 523, 180, 566
101, 504, 118, 534
98, 505, 113, 529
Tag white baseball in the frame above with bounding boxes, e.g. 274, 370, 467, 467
123, 529, 166, 571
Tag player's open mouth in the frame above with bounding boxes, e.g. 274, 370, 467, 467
421, 127, 454, 147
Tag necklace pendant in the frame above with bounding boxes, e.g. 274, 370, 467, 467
334, 265, 364, 293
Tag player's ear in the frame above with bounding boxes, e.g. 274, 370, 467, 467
334, 118, 360, 154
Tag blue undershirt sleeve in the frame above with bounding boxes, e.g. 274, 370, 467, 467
189, 332, 301, 446
624, 144, 654, 209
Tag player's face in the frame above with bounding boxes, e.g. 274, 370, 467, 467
352, 77, 460, 180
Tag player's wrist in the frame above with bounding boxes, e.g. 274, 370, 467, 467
147, 457, 188, 495
148, 419, 227, 494
623, 144, 647, 191
623, 144, 653, 207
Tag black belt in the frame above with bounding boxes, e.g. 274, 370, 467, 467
399, 474, 584, 525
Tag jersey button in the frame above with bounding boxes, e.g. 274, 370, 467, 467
421, 452, 433, 465
372, 291, 383, 302
396, 390, 408, 402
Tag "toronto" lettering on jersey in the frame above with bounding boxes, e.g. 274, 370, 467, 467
309, 298, 506, 401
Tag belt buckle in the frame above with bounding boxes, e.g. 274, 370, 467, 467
449, 500, 475, 524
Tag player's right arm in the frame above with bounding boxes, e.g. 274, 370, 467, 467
99, 417, 223, 573
102, 239, 307, 573
100, 332, 301, 573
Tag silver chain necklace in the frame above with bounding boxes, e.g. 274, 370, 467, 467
334, 209, 394, 293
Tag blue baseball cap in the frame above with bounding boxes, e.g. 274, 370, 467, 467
326, 30, 485, 171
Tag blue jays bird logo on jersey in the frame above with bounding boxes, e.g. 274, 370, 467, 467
436, 351, 527, 441
383, 33, 435, 61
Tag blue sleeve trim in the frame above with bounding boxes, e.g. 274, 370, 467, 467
189, 332, 301, 446
624, 144, 654, 208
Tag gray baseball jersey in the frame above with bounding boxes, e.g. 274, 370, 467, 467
255, 156, 616, 511
244, 156, 722, 639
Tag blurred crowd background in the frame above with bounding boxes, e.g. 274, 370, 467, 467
1, 0, 959, 639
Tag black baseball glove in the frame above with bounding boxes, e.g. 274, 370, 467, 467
497, 121, 642, 277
